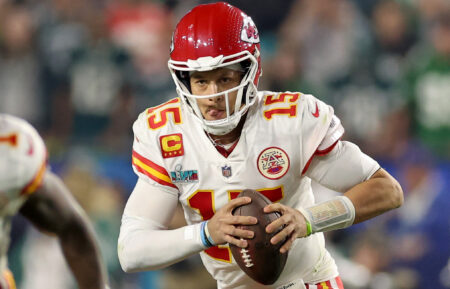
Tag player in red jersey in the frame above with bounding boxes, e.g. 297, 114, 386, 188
0, 114, 109, 289
118, 2, 403, 288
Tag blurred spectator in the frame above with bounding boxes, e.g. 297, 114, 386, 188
330, 0, 415, 145
99, 84, 136, 154
106, 0, 175, 110
270, 0, 395, 145
35, 0, 90, 82
347, 229, 397, 289
385, 144, 450, 288
416, 0, 450, 35
106, 0, 171, 79
276, 0, 371, 93
370, 0, 416, 90
369, 108, 412, 166
69, 9, 131, 143
34, 0, 135, 147
0, 4, 43, 125
403, 10, 450, 158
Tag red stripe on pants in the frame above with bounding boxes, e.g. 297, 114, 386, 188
305, 276, 344, 289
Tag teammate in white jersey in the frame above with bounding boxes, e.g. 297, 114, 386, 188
0, 114, 108, 289
118, 2, 403, 289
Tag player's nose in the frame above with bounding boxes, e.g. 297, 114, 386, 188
206, 82, 224, 102
206, 82, 219, 95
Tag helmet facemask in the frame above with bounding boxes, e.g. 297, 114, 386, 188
168, 49, 260, 135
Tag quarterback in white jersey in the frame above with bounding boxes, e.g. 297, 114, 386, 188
0, 114, 108, 289
118, 2, 403, 289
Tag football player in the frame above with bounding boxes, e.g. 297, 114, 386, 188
0, 114, 109, 289
118, 2, 403, 289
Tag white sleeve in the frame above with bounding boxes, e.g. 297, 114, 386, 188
316, 115, 345, 154
306, 141, 380, 193
299, 94, 335, 173
118, 179, 206, 272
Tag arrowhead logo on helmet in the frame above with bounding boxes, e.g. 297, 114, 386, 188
241, 16, 259, 44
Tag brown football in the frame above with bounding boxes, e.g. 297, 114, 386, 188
230, 189, 288, 285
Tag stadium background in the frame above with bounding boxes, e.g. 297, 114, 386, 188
0, 0, 448, 288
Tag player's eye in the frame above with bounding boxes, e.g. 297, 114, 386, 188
195, 79, 207, 86
220, 77, 234, 84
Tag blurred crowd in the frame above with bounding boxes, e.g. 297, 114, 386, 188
0, 0, 449, 288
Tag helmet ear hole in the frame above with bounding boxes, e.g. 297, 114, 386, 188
176, 70, 191, 93
240, 60, 251, 72
239, 59, 252, 104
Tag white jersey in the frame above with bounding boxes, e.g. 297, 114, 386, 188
0, 114, 47, 278
131, 91, 344, 288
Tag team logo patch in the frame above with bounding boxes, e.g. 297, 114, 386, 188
170, 164, 198, 183
160, 133, 184, 158
257, 147, 290, 180
241, 16, 259, 44
222, 165, 232, 178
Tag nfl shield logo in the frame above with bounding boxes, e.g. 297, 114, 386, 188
222, 165, 232, 178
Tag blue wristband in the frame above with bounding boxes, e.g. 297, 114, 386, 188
200, 221, 213, 248
204, 221, 216, 246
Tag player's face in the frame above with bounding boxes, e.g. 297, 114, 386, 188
190, 68, 243, 121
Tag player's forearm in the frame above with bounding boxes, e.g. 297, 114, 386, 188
118, 214, 205, 272
59, 217, 108, 289
344, 168, 403, 224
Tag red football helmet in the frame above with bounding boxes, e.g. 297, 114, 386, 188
168, 2, 262, 135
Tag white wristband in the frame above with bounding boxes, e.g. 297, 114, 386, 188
300, 196, 355, 234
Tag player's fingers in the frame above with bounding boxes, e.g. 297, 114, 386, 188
280, 230, 297, 253
270, 223, 294, 245
234, 215, 258, 225
225, 235, 247, 248
227, 197, 252, 209
221, 225, 253, 238
220, 215, 257, 225
265, 216, 285, 233
227, 197, 252, 212
224, 226, 254, 239
263, 203, 285, 214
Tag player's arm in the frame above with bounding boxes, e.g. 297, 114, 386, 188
265, 141, 403, 252
118, 178, 255, 272
306, 140, 403, 221
118, 178, 205, 272
19, 171, 108, 289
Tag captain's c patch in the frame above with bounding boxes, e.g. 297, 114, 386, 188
160, 133, 184, 158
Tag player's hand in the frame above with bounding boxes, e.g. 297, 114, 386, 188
264, 203, 308, 253
207, 197, 258, 248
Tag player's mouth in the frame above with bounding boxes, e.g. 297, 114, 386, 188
205, 108, 226, 120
